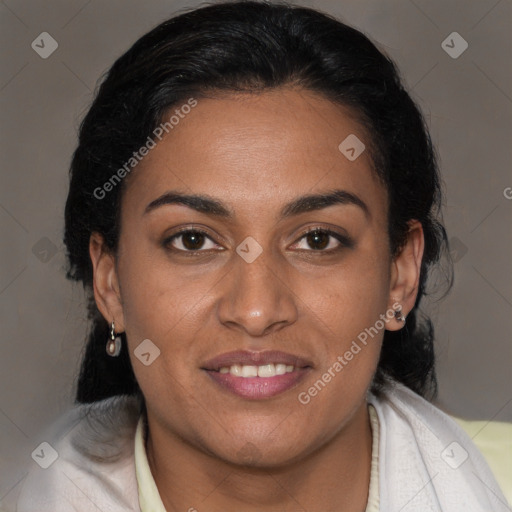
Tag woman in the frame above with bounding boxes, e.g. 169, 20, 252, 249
14, 1, 511, 511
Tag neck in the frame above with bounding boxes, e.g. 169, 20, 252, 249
145, 401, 373, 512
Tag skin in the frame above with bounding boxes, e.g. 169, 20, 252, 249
90, 87, 424, 511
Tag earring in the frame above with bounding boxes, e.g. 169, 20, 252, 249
106, 321, 122, 357
394, 307, 406, 324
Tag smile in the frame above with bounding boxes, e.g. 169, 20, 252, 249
219, 363, 297, 377
202, 350, 312, 399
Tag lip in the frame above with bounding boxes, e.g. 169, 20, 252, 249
201, 350, 313, 400
201, 350, 313, 371
205, 369, 311, 399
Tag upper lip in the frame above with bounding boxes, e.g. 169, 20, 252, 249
201, 350, 313, 371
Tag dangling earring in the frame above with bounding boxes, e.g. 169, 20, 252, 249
394, 306, 406, 324
106, 321, 122, 357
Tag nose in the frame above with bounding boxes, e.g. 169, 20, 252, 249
216, 250, 298, 337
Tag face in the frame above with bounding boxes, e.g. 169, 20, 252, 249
91, 87, 423, 467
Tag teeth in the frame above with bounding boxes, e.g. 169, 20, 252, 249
241, 365, 258, 377
219, 363, 296, 377
275, 364, 287, 375
230, 364, 242, 376
258, 364, 275, 377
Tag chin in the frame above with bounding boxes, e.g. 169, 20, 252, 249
206, 435, 310, 470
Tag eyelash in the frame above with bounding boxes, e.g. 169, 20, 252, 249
162, 227, 353, 256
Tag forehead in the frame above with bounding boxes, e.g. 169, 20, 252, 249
122, 87, 387, 222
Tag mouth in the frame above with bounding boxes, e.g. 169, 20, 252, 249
201, 350, 313, 400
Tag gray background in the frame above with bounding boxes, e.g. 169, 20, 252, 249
1, 0, 511, 506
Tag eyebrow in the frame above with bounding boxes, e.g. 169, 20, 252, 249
144, 189, 370, 220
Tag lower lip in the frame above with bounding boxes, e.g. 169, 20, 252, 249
204, 369, 310, 399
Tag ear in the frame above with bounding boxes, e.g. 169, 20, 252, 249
386, 220, 424, 331
89, 232, 125, 332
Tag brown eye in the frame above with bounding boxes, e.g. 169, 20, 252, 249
181, 231, 206, 250
306, 230, 330, 250
292, 228, 354, 252
163, 229, 220, 253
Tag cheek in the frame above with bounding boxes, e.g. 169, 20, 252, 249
115, 245, 215, 397
118, 262, 210, 420
117, 238, 208, 335
298, 247, 390, 338
293, 285, 385, 435
292, 250, 390, 398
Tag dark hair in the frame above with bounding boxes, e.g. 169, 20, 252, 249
64, 0, 453, 404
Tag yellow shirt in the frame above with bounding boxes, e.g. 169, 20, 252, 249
134, 405, 511, 511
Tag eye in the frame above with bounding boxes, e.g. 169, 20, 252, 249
291, 228, 353, 252
163, 227, 352, 255
163, 228, 222, 253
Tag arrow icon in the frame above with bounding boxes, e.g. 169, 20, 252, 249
35, 449, 45, 458
31, 441, 58, 468
134, 339, 161, 366
441, 32, 468, 59
31, 32, 58, 59
441, 441, 468, 469
338, 134, 365, 161
236, 236, 263, 263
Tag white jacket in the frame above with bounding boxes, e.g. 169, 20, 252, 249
11, 381, 511, 511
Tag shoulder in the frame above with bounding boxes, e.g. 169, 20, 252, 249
450, 414, 512, 506
368, 380, 511, 508
15, 394, 143, 512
